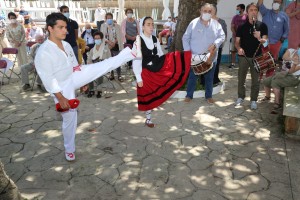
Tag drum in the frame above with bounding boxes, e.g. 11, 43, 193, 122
191, 53, 213, 75
253, 52, 275, 73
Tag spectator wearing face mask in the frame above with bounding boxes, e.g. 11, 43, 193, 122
229, 4, 247, 69
158, 16, 173, 45
28, 21, 43, 41
121, 8, 140, 68
19, 5, 30, 28
60, 5, 79, 61
86, 31, 110, 98
13, 7, 24, 26
6, 12, 28, 66
257, 0, 289, 77
121, 8, 140, 46
101, 12, 124, 81
94, 4, 106, 31
81, 23, 97, 64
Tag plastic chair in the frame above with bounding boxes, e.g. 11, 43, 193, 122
1, 48, 20, 83
0, 60, 13, 103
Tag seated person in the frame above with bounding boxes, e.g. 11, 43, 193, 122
28, 21, 44, 41
81, 23, 96, 64
262, 43, 300, 114
21, 34, 46, 92
167, 17, 177, 50
86, 31, 111, 98
158, 16, 173, 45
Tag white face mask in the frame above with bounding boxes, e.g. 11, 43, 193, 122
201, 13, 212, 21
10, 19, 17, 24
168, 18, 172, 22
272, 2, 280, 10
127, 13, 133, 18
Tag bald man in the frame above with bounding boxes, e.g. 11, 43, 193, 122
81, 23, 97, 64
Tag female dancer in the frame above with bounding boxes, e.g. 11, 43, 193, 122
132, 17, 191, 127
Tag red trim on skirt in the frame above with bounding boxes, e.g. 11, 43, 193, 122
137, 51, 191, 111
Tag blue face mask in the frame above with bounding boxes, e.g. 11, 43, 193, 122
63, 12, 70, 19
95, 39, 102, 45
106, 19, 113, 25
236, 10, 240, 15
86, 29, 91, 33
263, 40, 268, 48
298, 48, 300, 56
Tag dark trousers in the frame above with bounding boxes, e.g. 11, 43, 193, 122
83, 43, 95, 64
96, 20, 104, 32
213, 47, 223, 84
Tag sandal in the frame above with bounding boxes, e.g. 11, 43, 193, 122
96, 91, 102, 98
87, 91, 95, 98
260, 96, 271, 102
118, 76, 124, 82
270, 103, 282, 114
145, 119, 155, 128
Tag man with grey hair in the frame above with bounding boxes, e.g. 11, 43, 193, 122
21, 34, 46, 92
182, 3, 225, 104
81, 23, 96, 64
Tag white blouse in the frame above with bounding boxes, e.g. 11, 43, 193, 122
132, 34, 164, 83
35, 39, 78, 94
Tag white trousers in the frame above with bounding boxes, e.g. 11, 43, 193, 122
55, 47, 134, 153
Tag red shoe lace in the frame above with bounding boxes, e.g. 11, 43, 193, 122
66, 153, 74, 158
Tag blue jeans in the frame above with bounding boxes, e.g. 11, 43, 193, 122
167, 36, 173, 50
186, 62, 216, 99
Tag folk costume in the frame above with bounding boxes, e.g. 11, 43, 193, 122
132, 17, 191, 126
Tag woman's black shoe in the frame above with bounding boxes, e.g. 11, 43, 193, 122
96, 91, 102, 98
87, 91, 95, 98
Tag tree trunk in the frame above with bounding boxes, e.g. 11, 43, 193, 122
171, 0, 217, 51
0, 161, 22, 200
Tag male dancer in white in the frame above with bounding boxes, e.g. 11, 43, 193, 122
35, 13, 141, 161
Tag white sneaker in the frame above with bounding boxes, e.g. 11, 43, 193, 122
235, 98, 244, 106
65, 152, 75, 161
250, 101, 257, 110
131, 35, 142, 58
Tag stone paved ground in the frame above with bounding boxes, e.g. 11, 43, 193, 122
0, 65, 300, 200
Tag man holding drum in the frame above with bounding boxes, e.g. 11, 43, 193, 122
235, 3, 268, 110
258, 0, 289, 77
182, 3, 225, 104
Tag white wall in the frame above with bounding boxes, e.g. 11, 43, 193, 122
217, 0, 273, 54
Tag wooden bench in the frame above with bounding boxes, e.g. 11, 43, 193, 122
283, 84, 300, 137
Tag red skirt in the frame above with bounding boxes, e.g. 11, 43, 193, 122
137, 51, 191, 111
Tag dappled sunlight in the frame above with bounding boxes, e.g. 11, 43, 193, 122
164, 187, 175, 193
41, 130, 60, 138
0, 65, 296, 199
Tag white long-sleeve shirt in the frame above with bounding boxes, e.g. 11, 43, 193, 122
182, 17, 225, 62
35, 39, 78, 94
94, 8, 106, 22
132, 34, 164, 83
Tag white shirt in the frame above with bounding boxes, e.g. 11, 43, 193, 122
163, 21, 172, 29
28, 27, 43, 41
132, 34, 164, 82
83, 32, 94, 45
94, 8, 106, 22
35, 39, 78, 94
